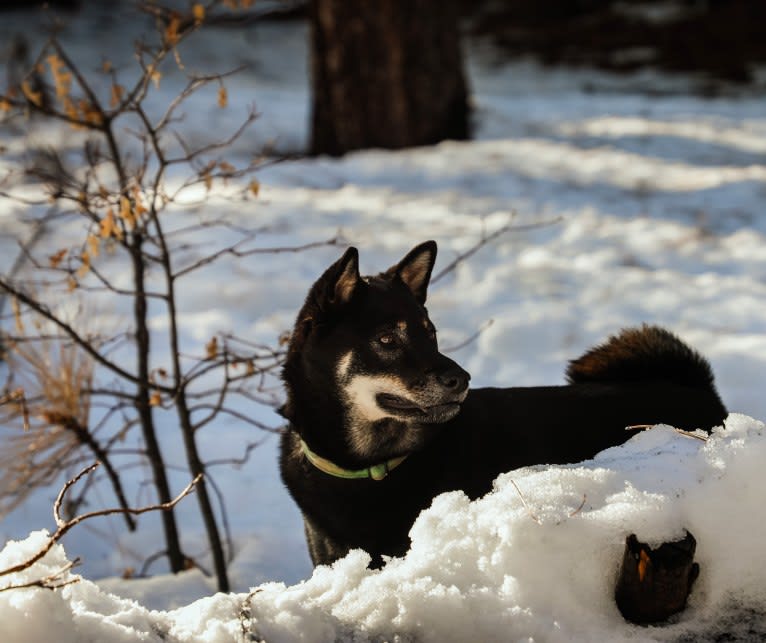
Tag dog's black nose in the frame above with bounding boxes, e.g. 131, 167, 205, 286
437, 367, 470, 392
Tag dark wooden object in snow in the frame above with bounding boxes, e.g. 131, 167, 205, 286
615, 531, 699, 624
308, 0, 470, 156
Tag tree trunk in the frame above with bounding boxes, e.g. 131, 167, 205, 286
309, 0, 470, 156
131, 234, 187, 574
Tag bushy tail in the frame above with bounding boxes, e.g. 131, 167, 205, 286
566, 325, 716, 388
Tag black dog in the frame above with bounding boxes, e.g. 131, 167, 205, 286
279, 241, 726, 567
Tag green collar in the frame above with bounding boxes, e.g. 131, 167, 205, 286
300, 439, 408, 481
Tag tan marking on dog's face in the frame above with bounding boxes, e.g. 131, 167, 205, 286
340, 373, 414, 457
342, 374, 409, 422
336, 351, 353, 381
396, 320, 407, 331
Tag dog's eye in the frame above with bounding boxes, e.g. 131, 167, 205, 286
377, 333, 396, 347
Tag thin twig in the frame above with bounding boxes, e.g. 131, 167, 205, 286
569, 494, 587, 518
239, 588, 265, 643
0, 388, 30, 430
173, 237, 341, 280
441, 319, 494, 353
673, 428, 709, 442
0, 558, 81, 594
510, 479, 542, 524
625, 424, 709, 442
511, 479, 588, 522
0, 463, 201, 579
205, 439, 267, 468
432, 216, 562, 284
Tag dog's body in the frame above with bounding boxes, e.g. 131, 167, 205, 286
279, 242, 727, 567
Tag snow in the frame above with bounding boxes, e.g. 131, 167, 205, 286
2, 4, 766, 641
3, 417, 766, 642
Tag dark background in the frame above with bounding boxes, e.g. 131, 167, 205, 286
3, 0, 764, 84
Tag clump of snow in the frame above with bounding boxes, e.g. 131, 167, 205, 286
0, 531, 244, 642
3, 415, 766, 642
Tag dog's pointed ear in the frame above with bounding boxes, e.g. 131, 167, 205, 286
389, 240, 437, 304
322, 246, 362, 309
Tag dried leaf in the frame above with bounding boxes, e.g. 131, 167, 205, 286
77, 251, 91, 278
62, 96, 81, 127
205, 336, 218, 359
192, 3, 205, 23
0, 97, 12, 112
131, 184, 147, 216
217, 85, 228, 108
119, 196, 136, 227
150, 69, 162, 89
79, 100, 103, 126
248, 179, 260, 197
67, 276, 78, 292
55, 70, 72, 99
47, 55, 72, 100
87, 233, 100, 258
102, 59, 113, 73
49, 248, 68, 268
11, 297, 23, 334
100, 208, 123, 240
149, 391, 162, 406
165, 14, 181, 46
21, 80, 43, 107
46, 54, 62, 73
110, 84, 124, 109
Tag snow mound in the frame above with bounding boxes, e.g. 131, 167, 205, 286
3, 415, 766, 642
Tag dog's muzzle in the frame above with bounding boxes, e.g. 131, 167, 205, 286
376, 364, 470, 423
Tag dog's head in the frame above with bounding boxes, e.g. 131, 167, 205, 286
282, 241, 470, 464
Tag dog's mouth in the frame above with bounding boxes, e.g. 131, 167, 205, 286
376, 393, 461, 423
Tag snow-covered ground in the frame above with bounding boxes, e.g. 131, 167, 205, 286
1, 4, 766, 641
6, 416, 766, 642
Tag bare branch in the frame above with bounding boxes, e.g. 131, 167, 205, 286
432, 216, 563, 284
0, 281, 140, 387
0, 388, 30, 431
205, 439, 267, 469
510, 479, 542, 525
0, 558, 81, 594
441, 319, 495, 353
0, 463, 201, 580
191, 405, 280, 433
173, 236, 341, 279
